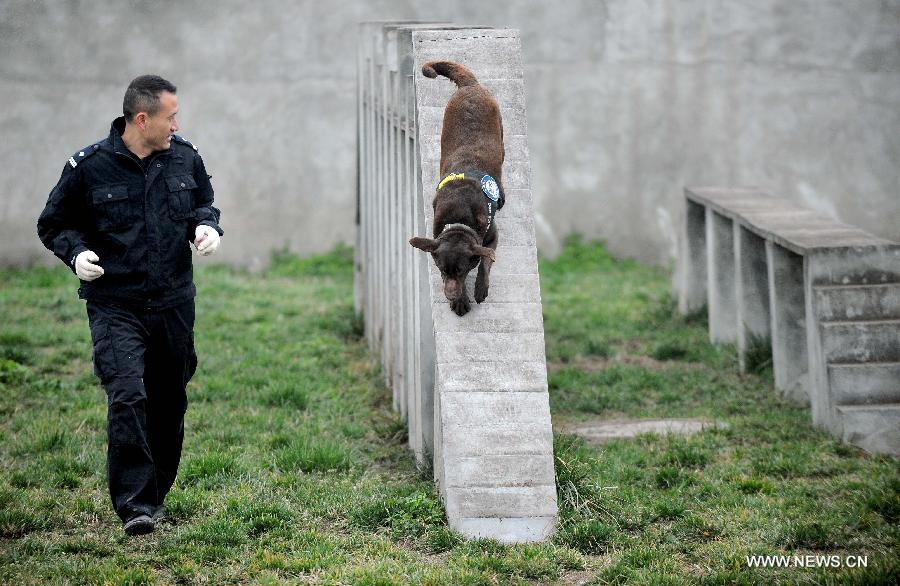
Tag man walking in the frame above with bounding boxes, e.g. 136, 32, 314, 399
37, 75, 223, 536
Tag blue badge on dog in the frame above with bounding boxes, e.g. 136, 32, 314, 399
481, 175, 500, 202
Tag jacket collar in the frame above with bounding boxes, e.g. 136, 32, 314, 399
108, 116, 172, 159
109, 117, 129, 153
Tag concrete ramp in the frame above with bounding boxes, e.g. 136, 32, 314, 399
356, 23, 557, 542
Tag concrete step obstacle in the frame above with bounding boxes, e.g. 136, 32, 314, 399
813, 282, 900, 322
675, 187, 900, 456
356, 22, 557, 542
835, 403, 900, 456
828, 362, 900, 405
820, 320, 900, 364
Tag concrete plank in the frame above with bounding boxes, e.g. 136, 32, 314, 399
500, 160, 531, 190
445, 485, 557, 519
436, 360, 548, 393
441, 391, 551, 425
493, 216, 537, 246
821, 320, 900, 363
489, 245, 539, 274
440, 426, 553, 460
814, 282, 900, 321
443, 454, 556, 488
829, 362, 900, 405
836, 403, 900, 456
685, 187, 897, 254
434, 332, 546, 363
431, 302, 544, 334
450, 516, 556, 544
497, 189, 536, 218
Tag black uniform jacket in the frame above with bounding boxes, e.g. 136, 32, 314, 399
37, 117, 224, 309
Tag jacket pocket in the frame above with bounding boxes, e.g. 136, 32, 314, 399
165, 174, 198, 220
90, 184, 131, 231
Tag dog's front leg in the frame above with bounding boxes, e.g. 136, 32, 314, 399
474, 258, 493, 304
474, 229, 498, 304
450, 289, 471, 316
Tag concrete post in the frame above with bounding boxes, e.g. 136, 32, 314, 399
765, 241, 809, 405
735, 225, 771, 373
360, 23, 377, 352
354, 26, 365, 318
706, 209, 738, 343
386, 25, 406, 416
677, 197, 707, 315
380, 28, 397, 400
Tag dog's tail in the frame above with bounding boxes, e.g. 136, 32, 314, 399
421, 61, 478, 87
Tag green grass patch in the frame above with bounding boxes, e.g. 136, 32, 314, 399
274, 432, 353, 473
350, 486, 445, 541
0, 239, 897, 583
745, 331, 774, 376
179, 451, 241, 488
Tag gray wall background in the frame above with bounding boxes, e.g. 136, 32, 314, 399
2, 0, 898, 268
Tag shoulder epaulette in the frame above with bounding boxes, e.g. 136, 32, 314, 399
171, 134, 199, 152
67, 142, 102, 168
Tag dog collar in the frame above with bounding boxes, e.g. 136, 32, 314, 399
439, 222, 480, 239
437, 170, 504, 232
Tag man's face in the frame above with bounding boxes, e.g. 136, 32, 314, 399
145, 91, 179, 151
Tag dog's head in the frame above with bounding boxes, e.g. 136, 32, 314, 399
409, 226, 495, 301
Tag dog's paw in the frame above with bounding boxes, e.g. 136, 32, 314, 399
450, 295, 471, 316
474, 278, 489, 304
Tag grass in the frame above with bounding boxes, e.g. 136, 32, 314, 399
0, 236, 897, 584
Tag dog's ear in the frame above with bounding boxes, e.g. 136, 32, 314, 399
474, 246, 496, 262
409, 237, 440, 252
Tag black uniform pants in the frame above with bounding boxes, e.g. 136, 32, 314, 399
87, 299, 197, 522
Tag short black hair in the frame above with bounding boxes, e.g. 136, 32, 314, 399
123, 75, 177, 121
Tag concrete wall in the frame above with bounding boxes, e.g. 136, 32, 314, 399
2, 0, 899, 268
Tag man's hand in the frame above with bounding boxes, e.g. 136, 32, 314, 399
194, 225, 220, 256
75, 250, 104, 281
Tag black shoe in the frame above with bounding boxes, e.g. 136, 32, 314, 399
123, 514, 155, 536
151, 505, 166, 523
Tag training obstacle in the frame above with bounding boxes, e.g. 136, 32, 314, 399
356, 22, 557, 542
676, 187, 900, 456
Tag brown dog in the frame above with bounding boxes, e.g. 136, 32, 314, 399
409, 61, 505, 317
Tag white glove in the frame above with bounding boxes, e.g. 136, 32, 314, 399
194, 225, 220, 256
74, 250, 104, 281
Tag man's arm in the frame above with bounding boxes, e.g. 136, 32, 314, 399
37, 164, 91, 272
191, 153, 223, 237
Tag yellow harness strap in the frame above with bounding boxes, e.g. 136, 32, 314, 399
437, 172, 467, 190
